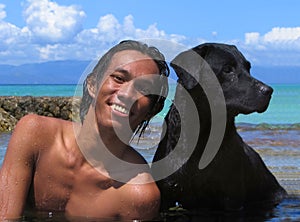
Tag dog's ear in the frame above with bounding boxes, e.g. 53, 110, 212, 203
171, 48, 211, 90
171, 50, 199, 89
192, 44, 211, 59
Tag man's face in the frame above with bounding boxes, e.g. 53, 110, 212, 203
92, 50, 160, 136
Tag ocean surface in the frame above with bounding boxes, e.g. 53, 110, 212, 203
0, 83, 300, 221
0, 83, 299, 124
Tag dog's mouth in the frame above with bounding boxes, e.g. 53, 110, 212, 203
228, 93, 272, 117
256, 84, 273, 113
256, 95, 272, 113
256, 87, 273, 112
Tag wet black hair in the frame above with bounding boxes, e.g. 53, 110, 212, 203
79, 40, 170, 136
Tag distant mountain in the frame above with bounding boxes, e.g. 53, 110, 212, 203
0, 60, 91, 84
0, 60, 299, 84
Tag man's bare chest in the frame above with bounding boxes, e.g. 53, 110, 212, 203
29, 167, 73, 211
28, 158, 122, 213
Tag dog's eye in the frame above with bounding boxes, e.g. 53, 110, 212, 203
222, 65, 234, 73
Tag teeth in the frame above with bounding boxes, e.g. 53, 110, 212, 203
111, 104, 129, 115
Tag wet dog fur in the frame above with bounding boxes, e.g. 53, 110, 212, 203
152, 43, 287, 211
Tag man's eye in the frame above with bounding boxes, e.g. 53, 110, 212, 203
112, 74, 125, 83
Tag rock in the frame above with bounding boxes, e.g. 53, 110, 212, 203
0, 108, 18, 131
0, 96, 81, 132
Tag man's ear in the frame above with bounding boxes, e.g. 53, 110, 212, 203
87, 75, 96, 99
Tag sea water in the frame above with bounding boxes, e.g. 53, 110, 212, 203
0, 83, 300, 221
0, 83, 299, 124
0, 84, 79, 97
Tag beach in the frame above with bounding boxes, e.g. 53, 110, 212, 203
0, 83, 299, 221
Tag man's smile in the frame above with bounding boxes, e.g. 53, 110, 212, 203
111, 103, 130, 115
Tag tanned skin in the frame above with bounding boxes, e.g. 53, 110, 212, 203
0, 50, 161, 221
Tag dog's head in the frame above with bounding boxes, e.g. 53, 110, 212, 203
171, 43, 273, 117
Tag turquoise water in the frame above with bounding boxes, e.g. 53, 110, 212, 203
0, 84, 80, 97
164, 83, 300, 125
236, 84, 300, 124
0, 83, 299, 124
0, 83, 300, 221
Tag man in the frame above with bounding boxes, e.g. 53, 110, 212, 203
0, 40, 169, 220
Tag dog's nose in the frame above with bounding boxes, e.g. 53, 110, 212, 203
259, 84, 273, 96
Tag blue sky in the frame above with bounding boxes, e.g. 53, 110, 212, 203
1, 0, 300, 68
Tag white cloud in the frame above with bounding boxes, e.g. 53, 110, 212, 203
97, 14, 122, 41
0, 4, 31, 53
38, 44, 59, 60
245, 32, 260, 44
1, 0, 182, 64
123, 15, 135, 35
0, 23, 24, 47
23, 0, 85, 43
0, 2, 190, 65
264, 27, 300, 42
0, 4, 7, 20
245, 27, 300, 48
240, 27, 300, 65
75, 14, 181, 45
212, 31, 218, 37
1, 1, 300, 66
74, 14, 186, 60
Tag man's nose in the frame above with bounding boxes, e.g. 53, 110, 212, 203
117, 81, 137, 101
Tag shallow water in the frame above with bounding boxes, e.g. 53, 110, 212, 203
132, 123, 300, 221
1, 123, 300, 221
6, 196, 298, 221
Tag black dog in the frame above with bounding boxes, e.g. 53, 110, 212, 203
152, 43, 287, 211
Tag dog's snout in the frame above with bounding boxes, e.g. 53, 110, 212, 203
259, 84, 273, 96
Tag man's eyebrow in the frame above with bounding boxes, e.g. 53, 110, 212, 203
114, 67, 156, 84
111, 67, 132, 81
114, 67, 131, 76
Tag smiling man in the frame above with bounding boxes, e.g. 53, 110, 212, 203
0, 40, 169, 220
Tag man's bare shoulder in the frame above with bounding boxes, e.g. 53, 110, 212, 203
120, 177, 160, 219
17, 114, 72, 133
11, 114, 73, 151
115, 148, 160, 219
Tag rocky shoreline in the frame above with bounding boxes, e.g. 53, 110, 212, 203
0, 96, 81, 132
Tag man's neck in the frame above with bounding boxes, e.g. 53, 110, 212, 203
75, 107, 131, 175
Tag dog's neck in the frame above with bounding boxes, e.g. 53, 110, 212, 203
194, 95, 242, 160
173, 84, 242, 161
